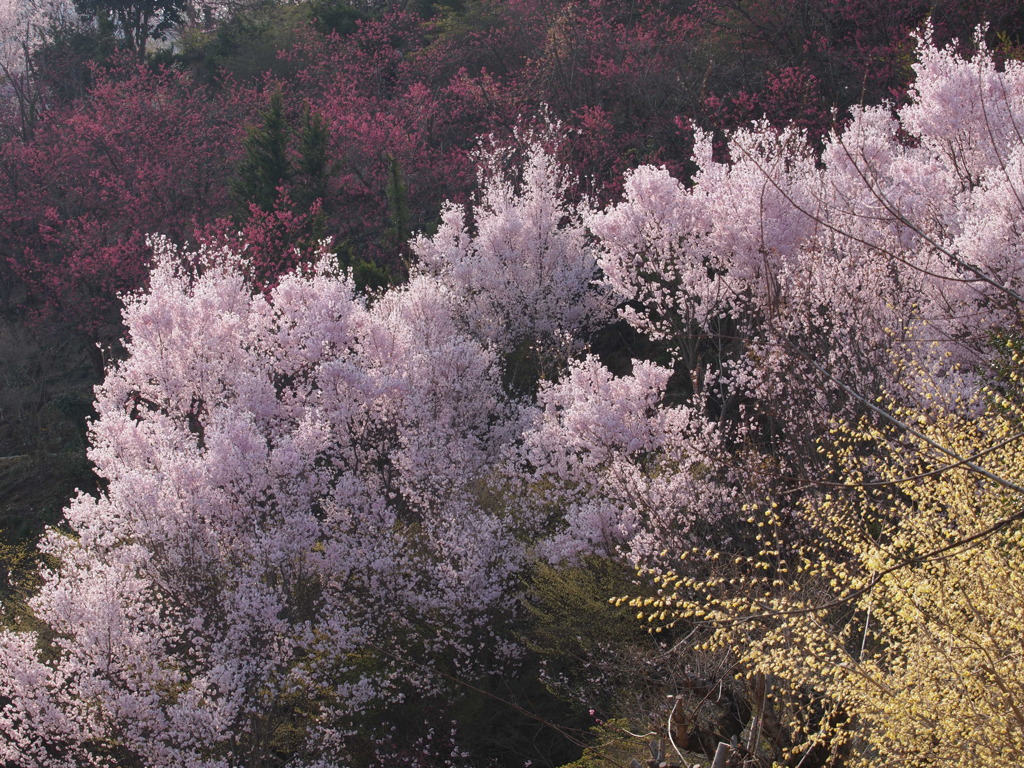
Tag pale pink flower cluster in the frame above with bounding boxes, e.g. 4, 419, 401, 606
593, 30, 1024, 436
412, 135, 612, 364
517, 357, 735, 564
0, 241, 520, 766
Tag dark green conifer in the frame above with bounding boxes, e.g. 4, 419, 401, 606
384, 154, 410, 247
294, 104, 331, 211
233, 89, 290, 214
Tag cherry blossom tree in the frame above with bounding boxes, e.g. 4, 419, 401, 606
589, 27, 1024, 456
503, 27, 1024, 579
514, 356, 737, 565
0, 238, 522, 767
412, 135, 612, 377
596, 30, 1024, 765
0, 0, 75, 140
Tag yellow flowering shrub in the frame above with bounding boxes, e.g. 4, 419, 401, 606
634, 349, 1024, 766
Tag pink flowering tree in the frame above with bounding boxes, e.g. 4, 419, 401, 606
0, 238, 523, 766
412, 135, 613, 381
508, 29, 1024, 568
514, 356, 737, 565
488, 32, 1024, 758
587, 28, 1024, 459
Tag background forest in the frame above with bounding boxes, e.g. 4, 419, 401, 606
2, 0, 1024, 766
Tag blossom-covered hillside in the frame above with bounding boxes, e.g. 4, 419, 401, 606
2, 2, 1024, 766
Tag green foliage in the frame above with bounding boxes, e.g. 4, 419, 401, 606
294, 104, 333, 213
32, 19, 115, 103
175, 1, 314, 84
334, 241, 394, 294
74, 0, 189, 54
0, 538, 49, 631
309, 0, 368, 36
995, 28, 1024, 60
382, 154, 412, 267
446, 663, 592, 768
232, 91, 342, 230
425, 0, 506, 50
526, 557, 648, 657
384, 156, 409, 242
501, 339, 546, 399
0, 453, 95, 540
233, 89, 292, 213
0, 321, 99, 620
557, 720, 642, 768
523, 556, 656, 708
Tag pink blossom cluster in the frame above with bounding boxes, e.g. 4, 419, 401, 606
0, 239, 520, 765
516, 356, 736, 564
412, 132, 612, 363
593, 29, 1024, 445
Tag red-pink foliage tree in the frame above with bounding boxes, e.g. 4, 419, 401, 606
690, 0, 1024, 144
0, 59, 253, 348
197, 195, 328, 292
287, 14, 494, 257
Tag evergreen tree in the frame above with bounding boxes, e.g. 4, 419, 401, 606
232, 88, 290, 214
384, 153, 409, 252
293, 103, 331, 215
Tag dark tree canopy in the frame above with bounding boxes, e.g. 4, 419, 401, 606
74, 0, 189, 54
